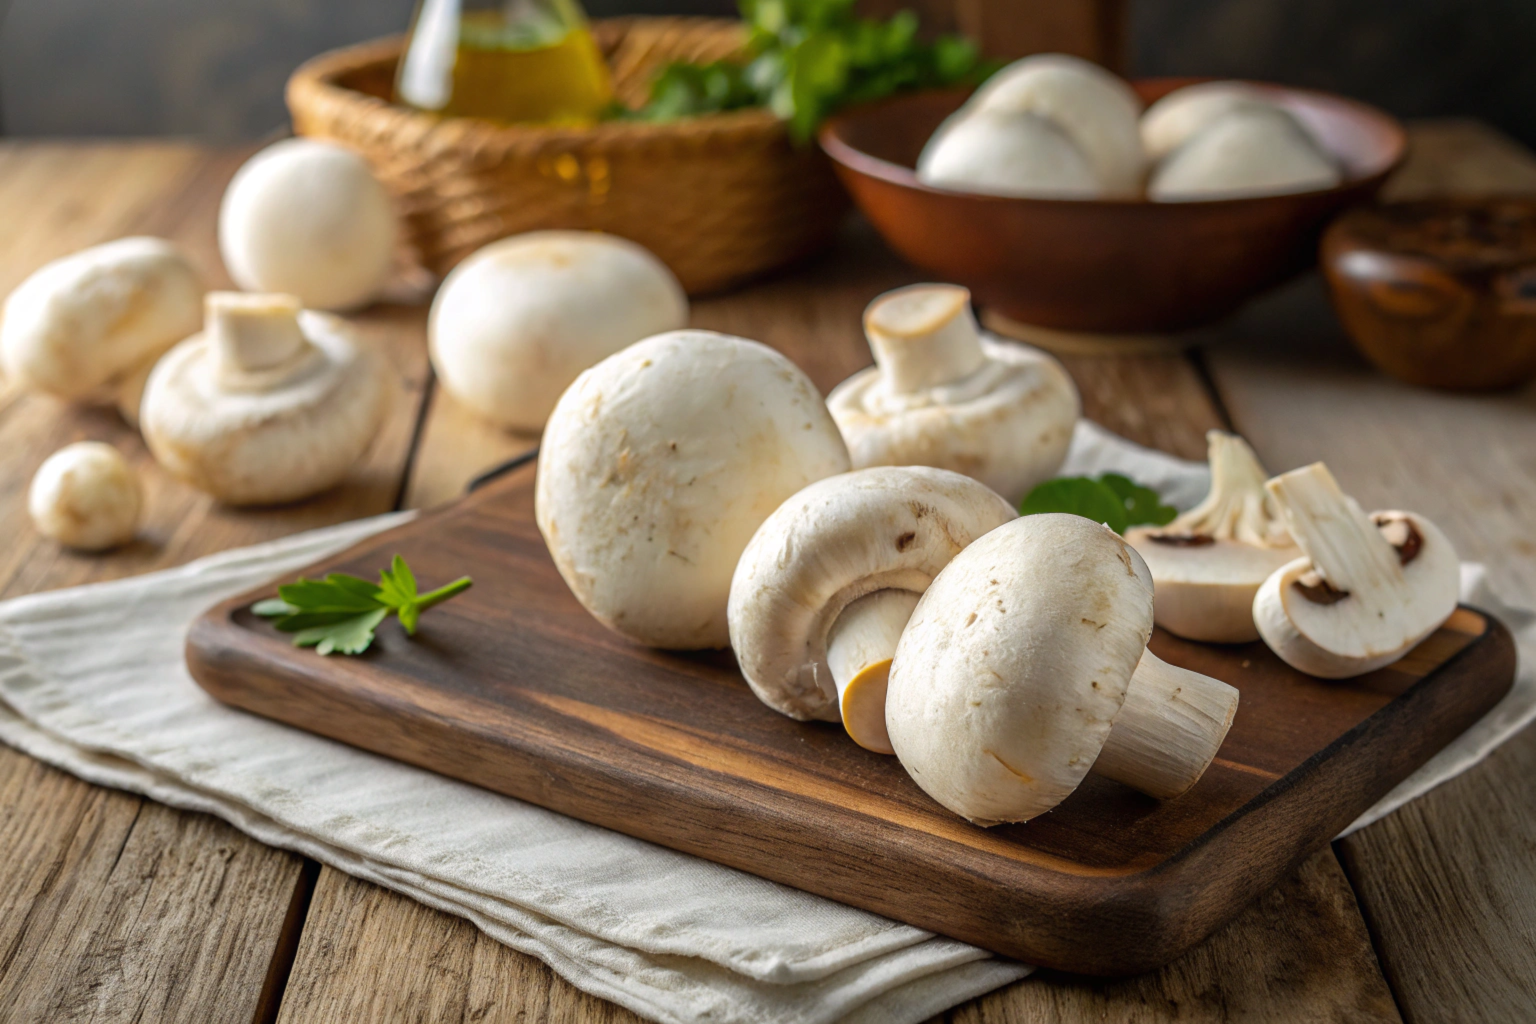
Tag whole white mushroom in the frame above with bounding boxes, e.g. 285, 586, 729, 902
828, 284, 1079, 504
1, 237, 203, 423
219, 139, 397, 311
536, 330, 851, 650
964, 53, 1146, 197
1149, 104, 1342, 201
29, 441, 142, 551
141, 292, 389, 505
429, 231, 688, 432
1140, 81, 1267, 163
917, 110, 1100, 199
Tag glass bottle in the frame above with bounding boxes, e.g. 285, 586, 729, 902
395, 0, 614, 125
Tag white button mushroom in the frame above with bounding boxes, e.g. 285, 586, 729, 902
1149, 104, 1342, 202
140, 291, 389, 505
827, 284, 1079, 504
728, 466, 1018, 752
28, 441, 142, 551
961, 53, 1147, 197
536, 330, 851, 650
1140, 81, 1267, 163
429, 231, 688, 432
917, 110, 1101, 199
886, 513, 1240, 825
218, 139, 397, 311
0, 237, 203, 424
1254, 463, 1460, 679
1126, 431, 1301, 643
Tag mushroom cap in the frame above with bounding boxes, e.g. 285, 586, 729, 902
728, 466, 1017, 721
828, 337, 1079, 503
28, 441, 142, 551
536, 330, 851, 650
917, 110, 1101, 199
429, 231, 688, 432
140, 309, 388, 505
886, 513, 1155, 825
966, 54, 1146, 197
1126, 530, 1301, 643
1149, 104, 1341, 202
1140, 81, 1267, 163
1, 237, 203, 401
218, 139, 397, 311
1253, 511, 1460, 678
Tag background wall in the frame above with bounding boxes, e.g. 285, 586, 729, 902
2, 0, 1532, 146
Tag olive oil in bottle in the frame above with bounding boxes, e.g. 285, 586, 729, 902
395, 0, 613, 125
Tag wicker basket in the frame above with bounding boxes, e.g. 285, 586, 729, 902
286, 18, 849, 294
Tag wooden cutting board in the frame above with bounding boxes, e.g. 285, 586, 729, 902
186, 459, 1517, 976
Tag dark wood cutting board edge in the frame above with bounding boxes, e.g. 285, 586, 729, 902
185, 465, 1518, 976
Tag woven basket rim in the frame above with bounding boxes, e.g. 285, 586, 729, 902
287, 18, 794, 147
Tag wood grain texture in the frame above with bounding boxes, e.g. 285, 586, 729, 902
0, 144, 431, 1022
1201, 120, 1536, 1024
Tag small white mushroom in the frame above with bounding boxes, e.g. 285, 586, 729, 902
429, 231, 688, 432
1140, 81, 1267, 163
218, 139, 397, 311
917, 110, 1100, 199
140, 292, 389, 505
827, 284, 1079, 504
1254, 463, 1460, 678
0, 237, 203, 424
28, 441, 142, 551
536, 330, 851, 650
1149, 104, 1341, 201
1126, 431, 1301, 643
963, 53, 1147, 197
728, 466, 1017, 752
887, 513, 1239, 825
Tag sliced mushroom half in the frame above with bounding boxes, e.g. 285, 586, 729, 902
1126, 431, 1301, 642
827, 284, 1080, 504
728, 466, 1017, 753
1253, 462, 1460, 678
887, 513, 1239, 825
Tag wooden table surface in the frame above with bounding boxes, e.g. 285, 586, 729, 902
0, 123, 1533, 1024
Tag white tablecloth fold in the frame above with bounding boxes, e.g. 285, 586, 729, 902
0, 421, 1529, 1022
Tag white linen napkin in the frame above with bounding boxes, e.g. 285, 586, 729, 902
0, 421, 1530, 1023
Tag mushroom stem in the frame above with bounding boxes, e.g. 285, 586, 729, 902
1091, 649, 1239, 799
864, 284, 986, 394
207, 291, 309, 375
1162, 431, 1292, 546
826, 589, 921, 755
1266, 463, 1404, 605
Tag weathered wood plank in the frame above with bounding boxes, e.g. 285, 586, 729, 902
311, 221, 1397, 1023
0, 144, 432, 1022
1202, 120, 1536, 1024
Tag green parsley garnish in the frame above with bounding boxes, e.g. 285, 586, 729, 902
1019, 474, 1178, 535
630, 0, 995, 142
253, 556, 472, 656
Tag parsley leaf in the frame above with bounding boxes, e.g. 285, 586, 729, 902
253, 556, 472, 656
1019, 474, 1178, 534
630, 0, 994, 142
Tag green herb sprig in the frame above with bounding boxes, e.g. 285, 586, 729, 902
632, 0, 994, 142
253, 556, 472, 656
1020, 474, 1178, 535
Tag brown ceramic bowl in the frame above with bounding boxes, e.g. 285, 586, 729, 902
820, 80, 1406, 333
1322, 199, 1536, 391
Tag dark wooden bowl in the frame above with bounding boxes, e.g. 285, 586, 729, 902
1322, 199, 1536, 391
820, 80, 1406, 333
